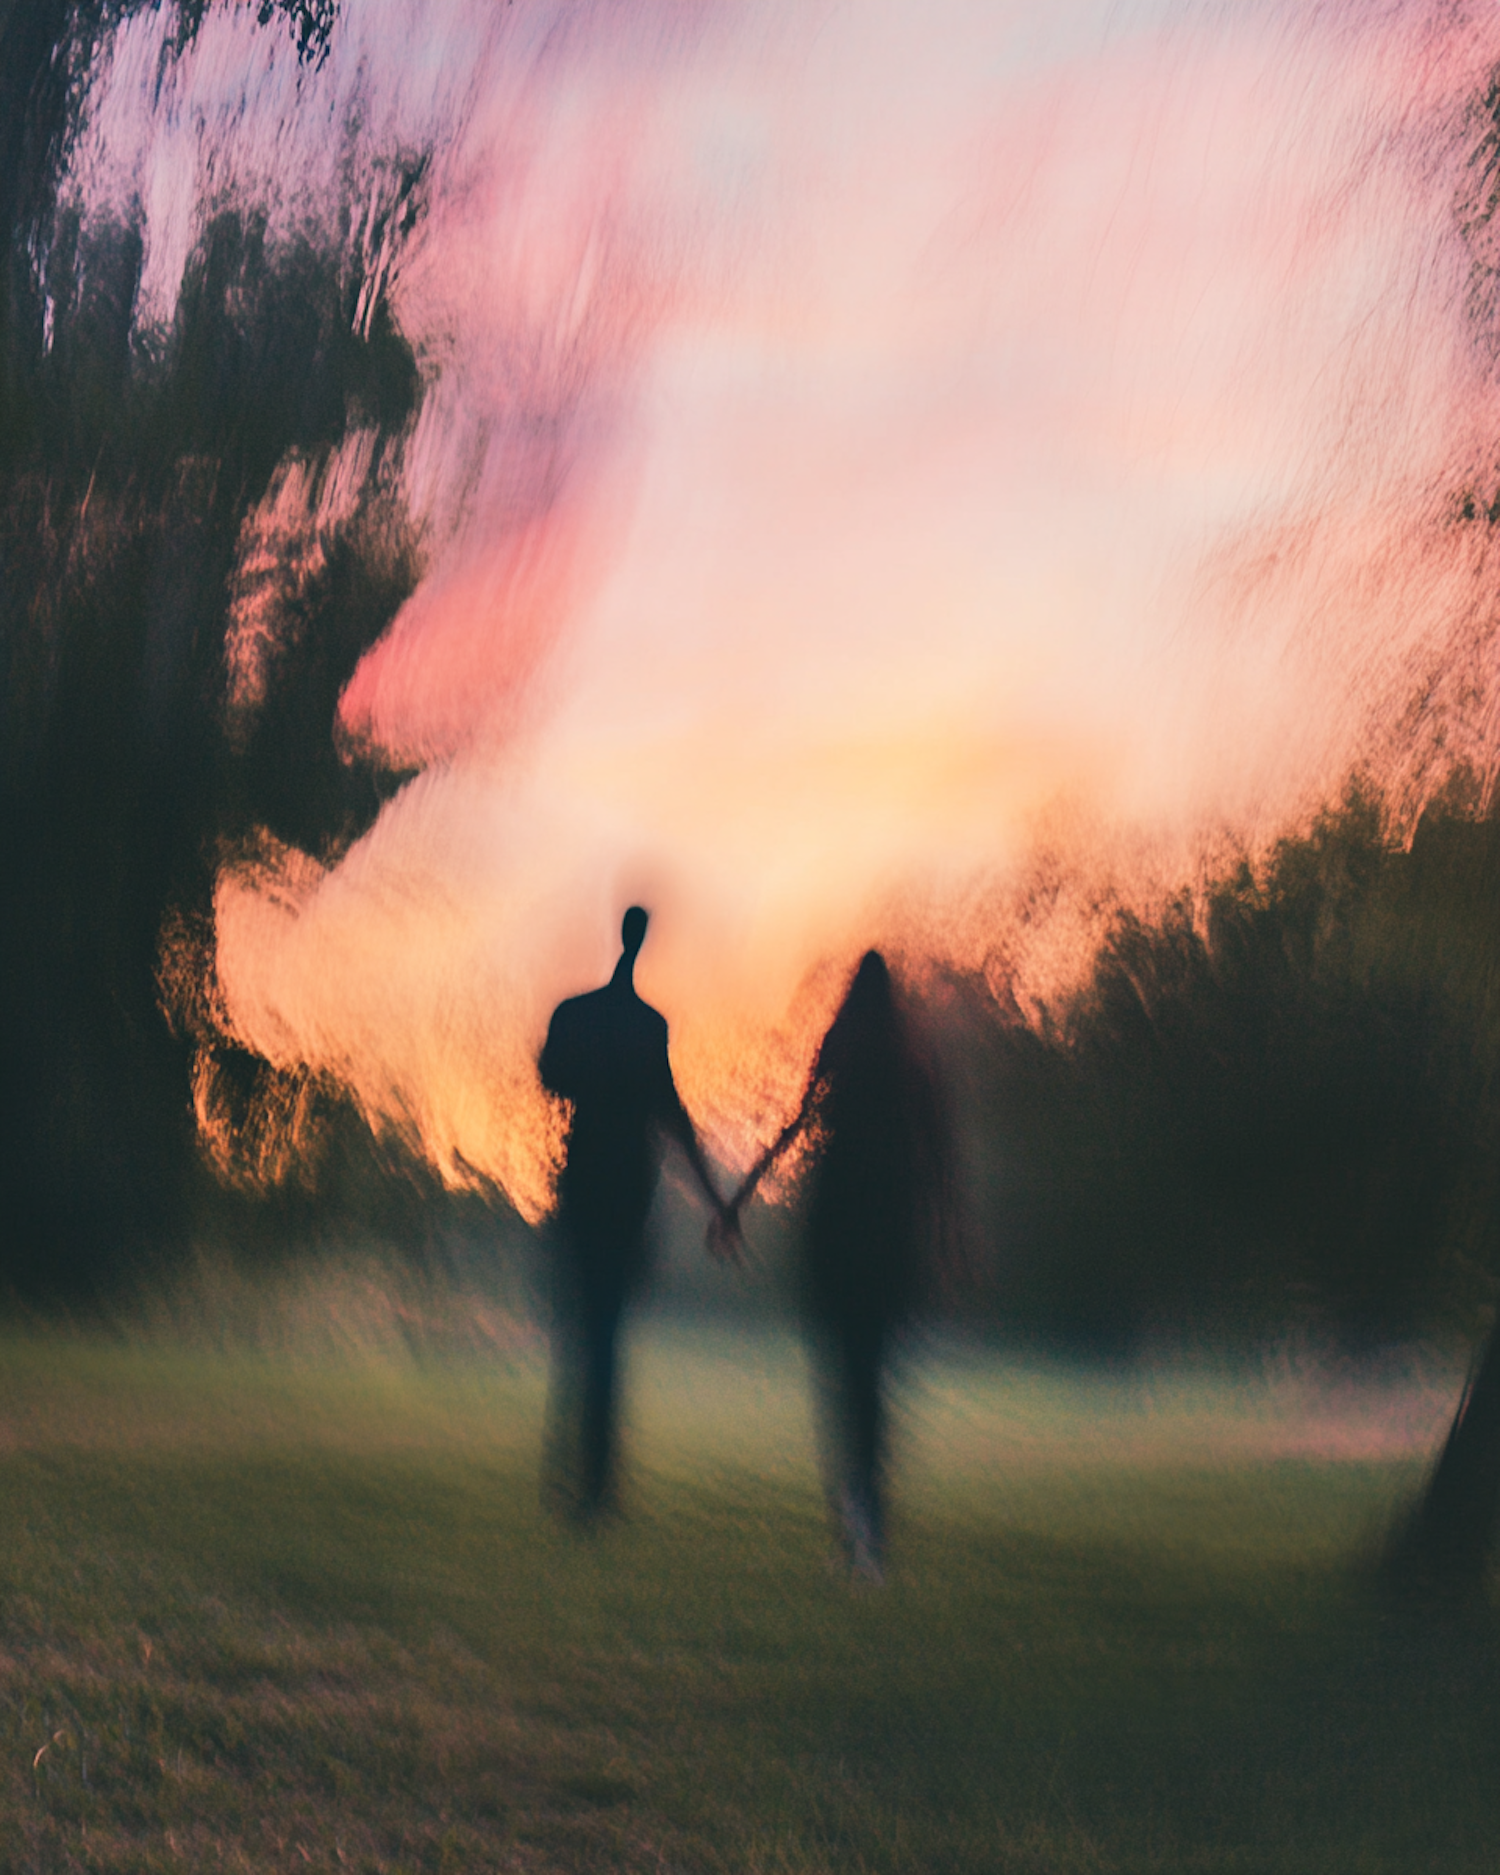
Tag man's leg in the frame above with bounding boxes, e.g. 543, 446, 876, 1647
542, 1235, 588, 1514
578, 1288, 625, 1515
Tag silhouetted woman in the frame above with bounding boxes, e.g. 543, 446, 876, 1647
720, 951, 946, 1579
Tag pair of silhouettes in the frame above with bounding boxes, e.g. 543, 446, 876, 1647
541, 909, 942, 1578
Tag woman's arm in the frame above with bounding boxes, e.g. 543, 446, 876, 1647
727, 1073, 824, 1214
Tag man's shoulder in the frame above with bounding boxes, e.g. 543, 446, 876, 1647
541, 980, 669, 1077
540, 987, 608, 1091
547, 985, 611, 1034
620, 991, 671, 1055
630, 992, 668, 1032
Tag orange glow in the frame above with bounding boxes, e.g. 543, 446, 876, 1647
73, 0, 1500, 1209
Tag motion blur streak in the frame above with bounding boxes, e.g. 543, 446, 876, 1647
67, 0, 1500, 1209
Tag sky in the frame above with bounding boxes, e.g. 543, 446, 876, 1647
67, 0, 1500, 1214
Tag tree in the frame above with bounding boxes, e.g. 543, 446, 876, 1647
961, 786, 1488, 1357
1374, 798, 1500, 1596
0, 0, 457, 1302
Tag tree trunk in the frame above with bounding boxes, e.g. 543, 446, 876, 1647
1391, 1318, 1500, 1596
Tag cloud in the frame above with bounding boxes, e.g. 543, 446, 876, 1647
73, 0, 1500, 1201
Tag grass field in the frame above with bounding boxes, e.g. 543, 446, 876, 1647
2, 1315, 1497, 1873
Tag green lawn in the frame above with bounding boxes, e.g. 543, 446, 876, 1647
1, 1320, 1496, 1873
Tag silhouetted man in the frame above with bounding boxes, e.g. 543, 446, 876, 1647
540, 906, 735, 1518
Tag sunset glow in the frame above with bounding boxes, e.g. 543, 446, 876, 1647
64, 0, 1500, 1209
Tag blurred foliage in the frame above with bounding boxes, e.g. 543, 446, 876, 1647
0, 0, 506, 1304
957, 778, 1500, 1350
1, 0, 337, 407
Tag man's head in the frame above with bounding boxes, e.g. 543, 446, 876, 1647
621, 906, 649, 960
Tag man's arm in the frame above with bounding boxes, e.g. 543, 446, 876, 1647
704, 1070, 824, 1263
539, 998, 583, 1103
651, 1018, 742, 1258
660, 1075, 727, 1214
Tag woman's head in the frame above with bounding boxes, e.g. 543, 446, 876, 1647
841, 950, 894, 1028
853, 950, 889, 996
818, 949, 898, 1076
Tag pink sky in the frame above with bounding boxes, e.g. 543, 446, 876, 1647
75, 0, 1500, 1210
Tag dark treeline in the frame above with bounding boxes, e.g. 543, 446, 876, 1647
954, 781, 1500, 1356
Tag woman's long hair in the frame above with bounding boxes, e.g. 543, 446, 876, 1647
800, 952, 952, 1325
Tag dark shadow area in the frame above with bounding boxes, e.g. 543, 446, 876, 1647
948, 783, 1497, 1357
